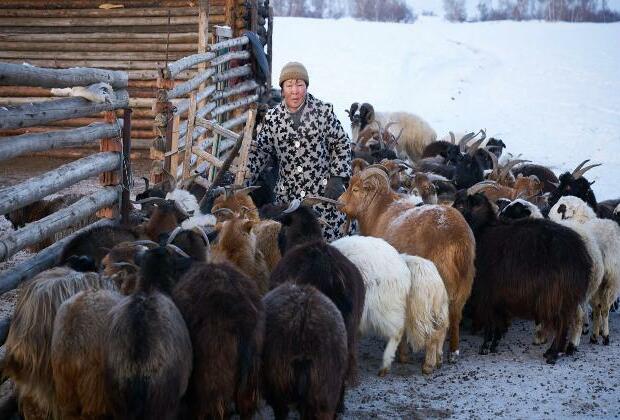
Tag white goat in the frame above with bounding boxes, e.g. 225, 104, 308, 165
549, 196, 620, 345
331, 236, 448, 375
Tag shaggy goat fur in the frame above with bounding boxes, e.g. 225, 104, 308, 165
339, 168, 475, 362
2, 267, 113, 419
173, 262, 264, 419
549, 196, 620, 345
51, 289, 121, 419
104, 247, 193, 419
59, 225, 140, 268
262, 283, 347, 420
331, 236, 449, 375
270, 239, 366, 384
453, 193, 591, 364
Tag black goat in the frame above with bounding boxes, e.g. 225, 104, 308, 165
547, 159, 601, 213
453, 192, 591, 364
262, 283, 347, 419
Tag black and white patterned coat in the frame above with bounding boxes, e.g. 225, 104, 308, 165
247, 93, 351, 241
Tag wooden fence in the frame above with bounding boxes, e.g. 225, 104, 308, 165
152, 27, 263, 186
0, 63, 131, 297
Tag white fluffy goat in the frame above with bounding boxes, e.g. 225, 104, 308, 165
331, 236, 449, 375
549, 196, 620, 345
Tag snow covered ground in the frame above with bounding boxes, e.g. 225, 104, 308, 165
272, 16, 620, 200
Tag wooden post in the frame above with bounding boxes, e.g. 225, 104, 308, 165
153, 72, 175, 186
97, 110, 120, 219
182, 93, 198, 179
235, 106, 257, 185
267, 5, 274, 93
121, 108, 132, 226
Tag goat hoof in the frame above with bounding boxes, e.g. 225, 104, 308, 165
479, 347, 489, 356
422, 364, 434, 375
603, 335, 610, 346
448, 350, 460, 362
590, 335, 598, 344
565, 342, 577, 355
545, 354, 558, 365
377, 368, 389, 377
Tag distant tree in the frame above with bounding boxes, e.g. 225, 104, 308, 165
444, 0, 468, 21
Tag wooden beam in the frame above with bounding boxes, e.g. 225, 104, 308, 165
192, 147, 225, 169
164, 67, 216, 100
0, 16, 199, 27
0, 32, 199, 43
0, 7, 205, 18
183, 94, 198, 180
0, 90, 129, 130
0, 122, 122, 161
211, 94, 258, 118
0, 151, 121, 216
210, 49, 250, 66
195, 116, 242, 141
211, 63, 252, 83
165, 51, 217, 79
0, 0, 199, 8
0, 218, 115, 296
235, 107, 257, 184
0, 62, 127, 88
174, 85, 216, 116
0, 50, 185, 61
0, 187, 119, 263
0, 41, 198, 53
208, 34, 250, 51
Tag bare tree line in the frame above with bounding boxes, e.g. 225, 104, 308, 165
271, 0, 416, 23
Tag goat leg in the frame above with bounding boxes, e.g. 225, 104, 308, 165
479, 327, 493, 355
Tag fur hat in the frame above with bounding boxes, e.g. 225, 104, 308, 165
279, 62, 309, 87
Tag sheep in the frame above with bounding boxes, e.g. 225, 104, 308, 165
210, 213, 270, 294
547, 159, 601, 213
452, 192, 591, 363
262, 283, 347, 419
331, 236, 449, 375
104, 247, 193, 419
269, 200, 366, 383
347, 102, 437, 162
172, 261, 264, 419
51, 289, 121, 419
549, 196, 620, 345
338, 165, 475, 363
2, 267, 114, 419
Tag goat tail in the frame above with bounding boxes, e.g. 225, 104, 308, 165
293, 358, 313, 403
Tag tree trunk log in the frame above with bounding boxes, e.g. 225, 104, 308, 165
0, 151, 121, 215
0, 32, 199, 43
209, 34, 250, 51
195, 116, 242, 141
0, 90, 129, 130
0, 7, 208, 18
0, 218, 114, 297
165, 51, 217, 79
0, 121, 122, 161
0, 62, 127, 88
164, 68, 216, 100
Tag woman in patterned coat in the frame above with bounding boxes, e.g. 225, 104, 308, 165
246, 62, 351, 241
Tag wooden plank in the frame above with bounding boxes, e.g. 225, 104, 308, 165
174, 84, 216, 116
0, 90, 129, 130
0, 32, 199, 43
0, 51, 186, 61
211, 94, 258, 118
209, 35, 250, 51
210, 50, 250, 67
0, 122, 122, 161
0, 151, 121, 216
211, 63, 252, 83
0, 0, 199, 8
195, 116, 242, 141
169, 114, 181, 181
99, 111, 121, 191
164, 67, 216, 100
183, 93, 198, 180
0, 7, 205, 18
0, 62, 128, 88
0, 187, 119, 263
0, 24, 202, 35
165, 51, 217, 79
0, 41, 197, 53
1, 58, 173, 71
235, 107, 257, 184
0, 16, 199, 27
0, 218, 115, 296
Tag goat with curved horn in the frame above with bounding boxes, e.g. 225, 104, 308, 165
499, 159, 530, 182
283, 199, 302, 214
467, 181, 500, 196
458, 132, 476, 153
573, 162, 602, 179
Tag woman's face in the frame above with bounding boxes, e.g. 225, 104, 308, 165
282, 79, 307, 111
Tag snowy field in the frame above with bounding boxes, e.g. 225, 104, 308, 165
272, 15, 620, 200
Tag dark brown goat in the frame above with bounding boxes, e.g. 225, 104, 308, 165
173, 261, 264, 419
269, 203, 365, 384
262, 283, 348, 420
453, 193, 591, 364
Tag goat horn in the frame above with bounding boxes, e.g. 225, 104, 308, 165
489, 151, 500, 178
548, 180, 560, 188
166, 226, 184, 246
394, 127, 404, 144
573, 163, 602, 179
303, 195, 342, 207
467, 181, 500, 196
236, 185, 261, 195
467, 138, 485, 157
392, 159, 414, 169
192, 226, 211, 247
131, 239, 159, 247
449, 131, 456, 144
384, 121, 399, 133
173, 200, 190, 218
360, 167, 390, 183
283, 198, 301, 214
499, 159, 530, 181
165, 244, 190, 259
212, 207, 235, 217
571, 159, 590, 176
459, 132, 476, 152
478, 128, 487, 142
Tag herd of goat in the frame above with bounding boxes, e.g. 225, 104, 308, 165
1, 101, 619, 420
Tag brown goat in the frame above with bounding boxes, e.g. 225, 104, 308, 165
338, 166, 475, 362
211, 187, 261, 222
2, 267, 114, 419
173, 262, 264, 419
210, 215, 270, 295
468, 175, 542, 204
409, 172, 438, 204
51, 289, 121, 419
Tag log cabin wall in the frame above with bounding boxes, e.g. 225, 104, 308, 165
0, 0, 271, 160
